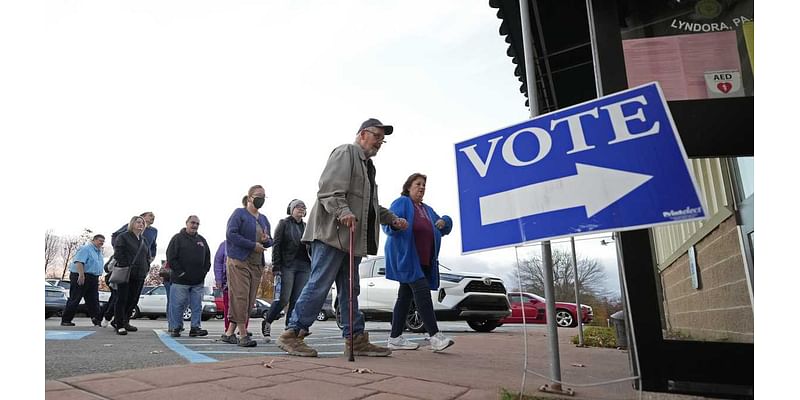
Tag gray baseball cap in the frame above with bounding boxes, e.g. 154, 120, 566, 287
358, 118, 393, 135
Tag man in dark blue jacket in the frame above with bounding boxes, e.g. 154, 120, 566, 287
166, 215, 211, 337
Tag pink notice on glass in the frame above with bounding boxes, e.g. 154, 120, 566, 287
622, 31, 742, 101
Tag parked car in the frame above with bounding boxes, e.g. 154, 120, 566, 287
48, 278, 95, 316
98, 285, 157, 317
499, 292, 593, 327
332, 256, 511, 333
125, 285, 216, 321
45, 281, 67, 319
317, 291, 335, 321
251, 298, 272, 319
212, 287, 225, 318
212, 288, 278, 320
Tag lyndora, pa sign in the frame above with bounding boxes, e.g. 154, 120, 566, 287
454, 82, 707, 254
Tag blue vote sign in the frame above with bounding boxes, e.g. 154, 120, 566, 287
455, 82, 707, 254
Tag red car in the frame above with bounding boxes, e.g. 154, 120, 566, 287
500, 292, 593, 327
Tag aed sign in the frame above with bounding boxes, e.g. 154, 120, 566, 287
454, 82, 707, 253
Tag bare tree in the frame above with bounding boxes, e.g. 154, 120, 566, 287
509, 249, 612, 302
45, 230, 61, 271
59, 228, 94, 279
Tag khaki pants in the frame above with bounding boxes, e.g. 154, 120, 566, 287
226, 258, 263, 327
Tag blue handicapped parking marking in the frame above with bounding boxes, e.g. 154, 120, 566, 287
45, 331, 95, 340
153, 329, 217, 364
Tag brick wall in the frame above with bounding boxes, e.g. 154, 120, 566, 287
659, 216, 753, 343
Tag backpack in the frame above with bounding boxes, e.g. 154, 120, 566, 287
105, 225, 127, 273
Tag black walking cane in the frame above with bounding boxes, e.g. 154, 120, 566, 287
348, 223, 355, 362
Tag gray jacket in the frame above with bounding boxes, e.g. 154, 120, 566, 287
302, 143, 397, 257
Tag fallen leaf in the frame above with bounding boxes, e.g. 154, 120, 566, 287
262, 360, 275, 368
352, 368, 375, 374
571, 363, 585, 367
150, 350, 163, 354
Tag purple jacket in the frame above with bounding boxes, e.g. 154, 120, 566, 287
213, 241, 227, 287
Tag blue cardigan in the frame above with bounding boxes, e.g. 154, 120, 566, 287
226, 208, 273, 264
382, 196, 453, 290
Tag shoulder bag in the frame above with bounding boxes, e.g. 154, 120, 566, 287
109, 236, 146, 285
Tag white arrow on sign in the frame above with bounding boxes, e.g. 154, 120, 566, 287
479, 163, 653, 225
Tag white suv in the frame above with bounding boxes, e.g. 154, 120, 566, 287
99, 285, 217, 321
333, 256, 511, 332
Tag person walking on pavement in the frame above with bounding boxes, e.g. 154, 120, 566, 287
61, 234, 106, 327
158, 260, 177, 333
214, 197, 254, 336
111, 216, 150, 335
166, 215, 211, 337
102, 211, 158, 329
277, 118, 408, 358
262, 199, 311, 343
222, 185, 273, 347
112, 211, 158, 263
384, 173, 455, 352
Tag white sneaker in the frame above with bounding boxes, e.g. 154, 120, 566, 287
387, 335, 419, 350
429, 332, 454, 352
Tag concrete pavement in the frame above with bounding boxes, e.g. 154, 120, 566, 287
44, 327, 715, 399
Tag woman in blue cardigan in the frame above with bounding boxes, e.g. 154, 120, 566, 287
383, 173, 455, 352
222, 185, 273, 347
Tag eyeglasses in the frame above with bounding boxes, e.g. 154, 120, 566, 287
363, 129, 387, 144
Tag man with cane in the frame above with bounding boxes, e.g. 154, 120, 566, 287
277, 118, 408, 358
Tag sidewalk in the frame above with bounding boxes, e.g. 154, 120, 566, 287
44, 329, 698, 400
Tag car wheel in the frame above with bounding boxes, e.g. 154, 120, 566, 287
335, 308, 343, 330
130, 306, 140, 319
45, 311, 53, 319
316, 310, 328, 322
555, 309, 575, 327
467, 319, 500, 333
201, 314, 210, 321
147, 315, 158, 320
404, 304, 426, 333
183, 308, 192, 321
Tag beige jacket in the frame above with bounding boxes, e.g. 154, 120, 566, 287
301, 143, 397, 257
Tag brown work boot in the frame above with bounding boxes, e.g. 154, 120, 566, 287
345, 332, 392, 357
277, 329, 318, 357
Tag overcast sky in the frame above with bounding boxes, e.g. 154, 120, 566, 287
35, 0, 620, 294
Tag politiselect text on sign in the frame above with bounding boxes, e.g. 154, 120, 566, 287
455, 82, 706, 254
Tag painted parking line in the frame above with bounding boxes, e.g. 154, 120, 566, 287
199, 351, 343, 356
45, 331, 95, 340
153, 329, 217, 364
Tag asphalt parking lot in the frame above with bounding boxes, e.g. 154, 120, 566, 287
46, 317, 544, 380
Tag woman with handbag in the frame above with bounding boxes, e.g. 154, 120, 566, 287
110, 215, 150, 335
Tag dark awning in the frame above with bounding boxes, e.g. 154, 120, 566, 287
489, 0, 599, 112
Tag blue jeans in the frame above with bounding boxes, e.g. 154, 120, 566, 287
169, 283, 203, 330
265, 260, 311, 327
287, 240, 363, 338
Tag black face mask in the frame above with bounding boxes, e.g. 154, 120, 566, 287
252, 197, 265, 209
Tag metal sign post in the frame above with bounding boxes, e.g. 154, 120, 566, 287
571, 237, 585, 347
518, 0, 568, 395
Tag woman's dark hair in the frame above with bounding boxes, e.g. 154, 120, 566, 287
241, 195, 249, 207
401, 173, 427, 196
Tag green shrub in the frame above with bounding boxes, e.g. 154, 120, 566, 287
571, 326, 617, 348
499, 388, 559, 400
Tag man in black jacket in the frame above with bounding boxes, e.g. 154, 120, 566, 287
166, 215, 211, 337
